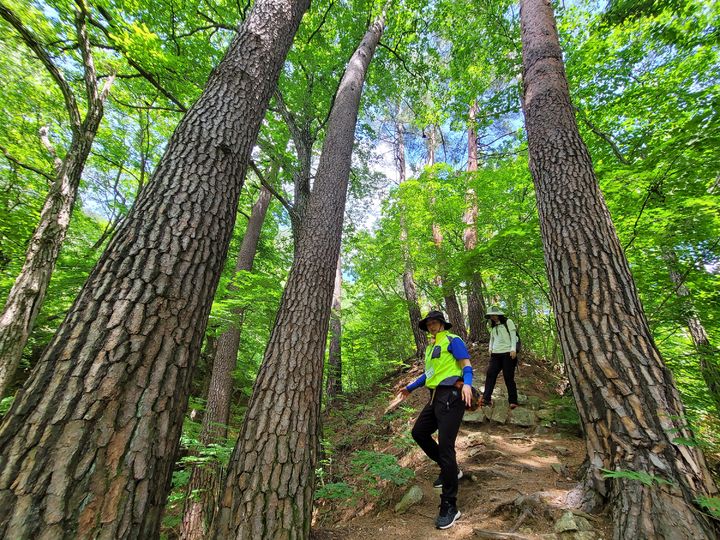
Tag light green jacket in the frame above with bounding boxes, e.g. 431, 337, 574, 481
489, 319, 517, 353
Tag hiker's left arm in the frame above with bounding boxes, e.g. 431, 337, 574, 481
509, 320, 518, 359
459, 359, 473, 407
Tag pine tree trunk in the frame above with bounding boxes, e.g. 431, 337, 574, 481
396, 121, 427, 357
664, 250, 720, 415
180, 185, 272, 540
466, 282, 488, 343
519, 0, 719, 538
403, 260, 427, 357
428, 128, 467, 340
0, 6, 112, 397
211, 14, 385, 538
326, 256, 343, 401
0, 1, 309, 538
443, 291, 466, 341
432, 223, 468, 341
464, 102, 490, 344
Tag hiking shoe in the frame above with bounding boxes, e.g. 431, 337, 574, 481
510, 403, 519, 409
480, 396, 492, 407
433, 469, 463, 489
435, 505, 461, 529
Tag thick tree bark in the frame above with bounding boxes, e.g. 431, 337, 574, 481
466, 279, 488, 343
664, 250, 720, 415
519, 1, 718, 538
212, 14, 385, 538
444, 292, 466, 339
326, 256, 343, 401
180, 184, 273, 540
395, 121, 427, 357
0, 1, 309, 538
464, 102, 490, 344
0, 4, 113, 397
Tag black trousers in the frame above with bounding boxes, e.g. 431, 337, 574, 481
482, 352, 518, 405
411, 385, 465, 505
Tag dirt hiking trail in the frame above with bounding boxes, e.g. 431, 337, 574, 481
312, 349, 612, 540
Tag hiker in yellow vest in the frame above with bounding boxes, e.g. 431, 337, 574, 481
397, 310, 472, 530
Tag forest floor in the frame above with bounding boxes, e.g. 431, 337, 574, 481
311, 348, 614, 539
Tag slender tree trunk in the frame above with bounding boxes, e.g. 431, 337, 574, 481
664, 250, 720, 414
274, 88, 314, 239
464, 102, 490, 344
180, 184, 273, 540
402, 256, 427, 357
0, 5, 113, 397
444, 292, 466, 340
432, 222, 468, 341
466, 275, 489, 343
212, 14, 385, 538
396, 121, 426, 357
519, 1, 718, 538
427, 125, 467, 339
0, 126, 100, 397
426, 124, 436, 166
0, 1, 309, 538
326, 255, 343, 401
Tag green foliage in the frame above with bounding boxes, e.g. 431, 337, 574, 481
0, 396, 13, 416
314, 481, 355, 501
600, 468, 674, 487
2, 0, 719, 526
350, 450, 415, 487
180, 442, 234, 469
381, 404, 416, 423
545, 396, 582, 428
696, 496, 720, 520
559, 0, 720, 425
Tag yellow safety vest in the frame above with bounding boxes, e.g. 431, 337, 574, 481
424, 331, 463, 389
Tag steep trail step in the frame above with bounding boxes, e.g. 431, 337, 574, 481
312, 353, 613, 539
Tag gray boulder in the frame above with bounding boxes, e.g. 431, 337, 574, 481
394, 485, 423, 514
555, 511, 593, 533
463, 409, 486, 423
509, 407, 536, 427
489, 402, 510, 423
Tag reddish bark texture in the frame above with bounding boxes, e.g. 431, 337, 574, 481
396, 121, 427, 357
0, 0, 309, 537
212, 14, 385, 538
180, 185, 272, 540
326, 256, 343, 401
520, 0, 718, 538
464, 102, 489, 344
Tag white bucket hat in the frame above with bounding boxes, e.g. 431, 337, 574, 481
485, 306, 505, 319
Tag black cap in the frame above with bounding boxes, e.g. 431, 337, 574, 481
418, 310, 453, 332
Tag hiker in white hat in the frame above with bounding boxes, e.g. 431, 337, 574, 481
481, 306, 519, 409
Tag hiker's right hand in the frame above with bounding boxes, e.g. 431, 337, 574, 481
510, 351, 517, 359
399, 388, 410, 399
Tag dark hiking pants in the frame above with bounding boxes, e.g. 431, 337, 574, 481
482, 352, 518, 405
411, 385, 465, 506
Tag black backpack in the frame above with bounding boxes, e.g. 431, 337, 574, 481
501, 321, 521, 354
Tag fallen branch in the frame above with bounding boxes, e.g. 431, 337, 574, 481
474, 529, 532, 539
